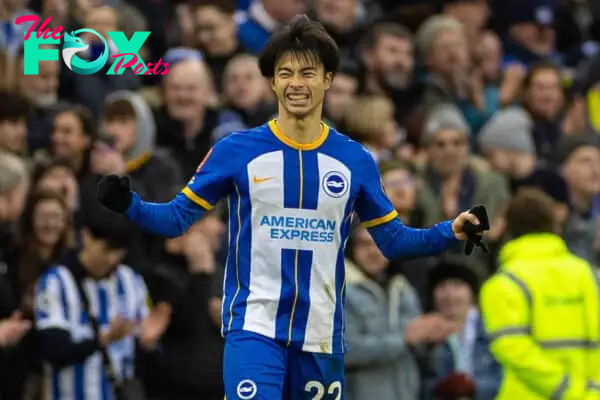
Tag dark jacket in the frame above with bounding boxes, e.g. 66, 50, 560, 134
143, 252, 224, 398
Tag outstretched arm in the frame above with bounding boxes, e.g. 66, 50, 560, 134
114, 138, 235, 238
354, 149, 458, 259
366, 214, 456, 259
125, 192, 207, 238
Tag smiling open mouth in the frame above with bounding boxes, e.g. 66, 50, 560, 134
286, 93, 309, 101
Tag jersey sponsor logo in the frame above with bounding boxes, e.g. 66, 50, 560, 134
322, 171, 348, 198
253, 175, 273, 184
237, 379, 257, 399
260, 215, 336, 243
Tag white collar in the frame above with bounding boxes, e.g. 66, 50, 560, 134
249, 1, 280, 32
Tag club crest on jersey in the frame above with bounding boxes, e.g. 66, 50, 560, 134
322, 171, 348, 198
237, 379, 257, 399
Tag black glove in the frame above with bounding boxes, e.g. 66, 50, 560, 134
462, 205, 490, 255
97, 175, 132, 214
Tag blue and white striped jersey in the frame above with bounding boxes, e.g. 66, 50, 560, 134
176, 120, 454, 354
34, 264, 149, 400
125, 119, 455, 355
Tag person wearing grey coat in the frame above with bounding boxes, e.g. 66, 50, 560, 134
344, 226, 457, 400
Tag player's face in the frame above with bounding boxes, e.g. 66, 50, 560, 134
272, 53, 332, 119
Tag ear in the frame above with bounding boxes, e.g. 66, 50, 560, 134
324, 72, 333, 91
270, 77, 276, 93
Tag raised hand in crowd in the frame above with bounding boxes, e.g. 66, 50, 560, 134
98, 315, 136, 347
0, 311, 31, 348
90, 140, 127, 176
139, 302, 172, 350
404, 314, 458, 345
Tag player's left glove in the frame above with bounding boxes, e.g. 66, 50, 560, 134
97, 175, 132, 214
462, 205, 489, 255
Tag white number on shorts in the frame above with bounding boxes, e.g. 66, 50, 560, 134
304, 380, 341, 400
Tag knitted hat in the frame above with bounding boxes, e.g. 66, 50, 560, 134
478, 107, 535, 154
423, 103, 470, 143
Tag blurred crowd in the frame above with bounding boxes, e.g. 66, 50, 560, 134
2, 0, 600, 399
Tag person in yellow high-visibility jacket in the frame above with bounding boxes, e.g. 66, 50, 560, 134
480, 188, 600, 400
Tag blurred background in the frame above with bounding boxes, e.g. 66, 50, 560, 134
1, 0, 600, 399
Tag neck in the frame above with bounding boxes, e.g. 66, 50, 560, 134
183, 112, 205, 138
276, 109, 323, 144
36, 244, 53, 261
511, 154, 536, 178
570, 190, 593, 214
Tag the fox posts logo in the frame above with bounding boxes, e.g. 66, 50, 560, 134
16, 15, 170, 76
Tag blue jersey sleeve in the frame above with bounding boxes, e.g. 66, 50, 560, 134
125, 137, 234, 237
354, 149, 457, 259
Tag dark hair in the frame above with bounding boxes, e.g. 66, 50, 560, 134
360, 22, 412, 52
81, 202, 136, 249
506, 188, 556, 238
0, 90, 31, 123
102, 99, 136, 122
31, 157, 76, 190
19, 189, 73, 293
258, 15, 340, 78
523, 61, 562, 90
54, 104, 97, 139
193, 0, 236, 15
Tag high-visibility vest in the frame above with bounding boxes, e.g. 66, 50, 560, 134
480, 233, 600, 400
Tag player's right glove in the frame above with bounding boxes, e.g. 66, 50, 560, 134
97, 175, 132, 214
462, 205, 490, 256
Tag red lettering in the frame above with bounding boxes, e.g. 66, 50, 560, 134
143, 62, 153, 75
111, 53, 139, 74
160, 62, 170, 75
50, 26, 63, 40
15, 15, 39, 41
151, 58, 166, 75
133, 62, 145, 75
15, 16, 65, 41
36, 17, 52, 39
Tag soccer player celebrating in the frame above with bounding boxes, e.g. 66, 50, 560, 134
97, 15, 485, 400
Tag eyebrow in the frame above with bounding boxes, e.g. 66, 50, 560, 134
277, 66, 317, 73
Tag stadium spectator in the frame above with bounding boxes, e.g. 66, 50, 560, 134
0, 151, 31, 399
32, 158, 80, 218
345, 226, 456, 400
501, 0, 561, 66
521, 62, 566, 160
34, 205, 170, 400
418, 15, 493, 134
313, 0, 372, 60
478, 107, 569, 218
323, 59, 359, 129
143, 211, 226, 400
17, 189, 73, 319
236, 0, 308, 54
427, 257, 501, 400
441, 0, 489, 47
558, 135, 600, 264
359, 23, 425, 144
34, 104, 95, 181
99, 91, 182, 202
0, 90, 30, 156
212, 53, 276, 142
344, 95, 402, 163
191, 0, 247, 93
417, 104, 509, 275
15, 46, 64, 152
154, 59, 217, 179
